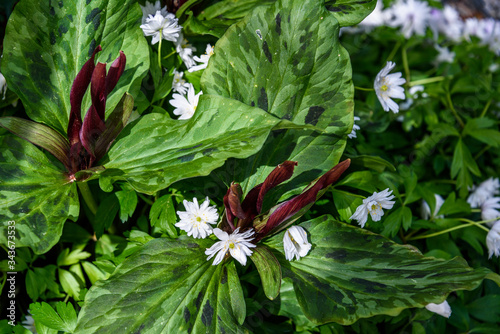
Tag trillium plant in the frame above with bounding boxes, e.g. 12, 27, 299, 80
1, 0, 500, 333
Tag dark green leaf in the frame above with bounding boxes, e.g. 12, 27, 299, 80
250, 246, 282, 300
348, 155, 396, 173
467, 295, 500, 323
115, 189, 138, 223
0, 135, 79, 254
331, 189, 363, 222
75, 237, 247, 333
149, 194, 178, 238
202, 0, 353, 198
2, 0, 148, 134
265, 216, 500, 325
226, 260, 246, 325
93, 193, 120, 238
325, 0, 377, 27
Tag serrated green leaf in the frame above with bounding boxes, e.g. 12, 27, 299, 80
59, 268, 83, 300
1, 0, 148, 134
150, 194, 178, 237
265, 216, 499, 326
30, 302, 74, 333
81, 261, 107, 284
250, 246, 282, 300
202, 0, 353, 199
0, 135, 79, 254
55, 302, 77, 333
26, 269, 41, 301
75, 237, 247, 333
98, 94, 281, 194
57, 247, 92, 266
451, 138, 481, 179
93, 193, 120, 238
115, 189, 138, 223
325, 0, 377, 27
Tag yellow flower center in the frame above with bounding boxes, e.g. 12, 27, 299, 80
381, 85, 388, 91
229, 242, 235, 249
196, 217, 202, 222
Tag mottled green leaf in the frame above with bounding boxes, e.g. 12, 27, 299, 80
202, 0, 353, 198
75, 237, 247, 333
2, 0, 148, 134
98, 95, 281, 194
250, 246, 282, 300
325, 0, 377, 27
265, 216, 500, 325
0, 135, 79, 254
226, 260, 246, 325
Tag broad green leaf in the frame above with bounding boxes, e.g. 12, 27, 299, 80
264, 216, 500, 326
31, 302, 76, 333
75, 237, 246, 333
275, 279, 317, 330
348, 155, 396, 173
226, 260, 246, 325
2, 0, 148, 134
325, 0, 377, 27
93, 193, 120, 238
250, 246, 282, 300
98, 95, 281, 194
115, 188, 138, 223
467, 295, 500, 322
334, 171, 377, 193
0, 135, 79, 254
149, 194, 178, 237
331, 189, 363, 222
202, 0, 353, 198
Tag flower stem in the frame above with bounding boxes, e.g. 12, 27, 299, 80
354, 86, 374, 92
480, 98, 492, 118
407, 218, 492, 240
386, 41, 401, 62
409, 76, 445, 86
77, 182, 98, 216
445, 91, 465, 128
158, 30, 163, 71
401, 46, 411, 84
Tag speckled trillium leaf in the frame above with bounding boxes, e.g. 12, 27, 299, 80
264, 215, 500, 325
1, 0, 148, 134
97, 95, 281, 194
325, 0, 377, 27
75, 237, 248, 334
0, 136, 79, 254
201, 0, 353, 199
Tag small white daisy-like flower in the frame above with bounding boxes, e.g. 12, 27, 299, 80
283, 226, 312, 261
205, 228, 256, 266
172, 69, 190, 95
482, 197, 500, 227
385, 0, 430, 38
140, 10, 182, 45
140, 1, 168, 24
487, 221, 500, 258
188, 44, 215, 72
175, 197, 219, 239
22, 310, 37, 333
374, 61, 406, 113
350, 188, 396, 228
467, 177, 500, 208
421, 194, 445, 221
348, 116, 360, 139
0, 72, 7, 100
169, 83, 203, 119
425, 301, 452, 318
434, 45, 455, 64
175, 32, 197, 69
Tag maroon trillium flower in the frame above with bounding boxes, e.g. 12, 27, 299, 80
221, 159, 351, 241
0, 46, 132, 182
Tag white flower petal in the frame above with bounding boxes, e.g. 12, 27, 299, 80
425, 301, 452, 318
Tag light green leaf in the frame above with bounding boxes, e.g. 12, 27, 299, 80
57, 247, 92, 266
75, 237, 247, 333
325, 0, 377, 27
202, 0, 353, 198
81, 261, 107, 284
0, 135, 79, 254
31, 301, 76, 333
265, 216, 500, 326
59, 268, 82, 300
2, 0, 149, 134
331, 189, 363, 222
150, 194, 178, 237
250, 246, 282, 300
98, 95, 281, 194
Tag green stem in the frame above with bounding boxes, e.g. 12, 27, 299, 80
386, 41, 401, 62
445, 92, 465, 128
480, 98, 493, 118
158, 30, 163, 71
401, 46, 410, 84
332, 189, 366, 199
354, 86, 374, 92
163, 49, 177, 60
408, 218, 493, 240
77, 182, 98, 216
138, 193, 154, 206
409, 76, 445, 86
474, 145, 491, 160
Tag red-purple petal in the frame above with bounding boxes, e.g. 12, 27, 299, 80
105, 51, 126, 96
80, 105, 106, 162
68, 45, 102, 145
91, 62, 107, 121
256, 161, 297, 213
258, 159, 351, 236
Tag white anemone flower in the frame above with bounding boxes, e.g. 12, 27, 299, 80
434, 45, 455, 64
140, 10, 182, 45
350, 188, 396, 228
175, 32, 197, 69
487, 221, 500, 258
374, 61, 406, 113
140, 1, 168, 24
0, 72, 7, 100
283, 226, 312, 261
205, 228, 256, 266
385, 0, 430, 38
175, 197, 219, 239
188, 44, 215, 72
169, 83, 203, 119
172, 69, 190, 95
482, 197, 500, 227
467, 177, 500, 208
348, 116, 361, 139
425, 301, 452, 318
421, 194, 445, 220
